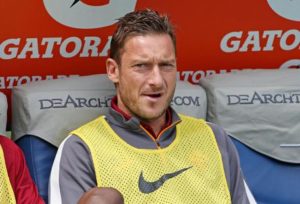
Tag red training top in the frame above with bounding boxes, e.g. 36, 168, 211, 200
0, 135, 44, 204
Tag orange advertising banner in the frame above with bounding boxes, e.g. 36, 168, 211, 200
1, 0, 300, 96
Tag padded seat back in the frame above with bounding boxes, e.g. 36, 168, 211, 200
200, 69, 300, 204
0, 92, 7, 135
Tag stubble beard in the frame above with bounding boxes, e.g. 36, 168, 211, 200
120, 88, 175, 122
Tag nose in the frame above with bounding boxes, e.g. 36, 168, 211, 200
148, 65, 164, 88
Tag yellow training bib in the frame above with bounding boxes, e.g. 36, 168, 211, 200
73, 115, 231, 204
0, 145, 16, 204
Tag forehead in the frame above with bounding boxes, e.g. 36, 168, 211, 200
121, 34, 176, 59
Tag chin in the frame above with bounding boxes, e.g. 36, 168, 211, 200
138, 110, 165, 121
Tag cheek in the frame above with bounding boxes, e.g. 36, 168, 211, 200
123, 74, 143, 89
119, 76, 140, 97
166, 75, 177, 89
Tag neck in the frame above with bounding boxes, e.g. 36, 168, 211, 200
141, 113, 167, 136
111, 96, 171, 138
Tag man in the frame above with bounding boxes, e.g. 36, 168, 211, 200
78, 187, 124, 204
0, 135, 44, 204
49, 9, 252, 204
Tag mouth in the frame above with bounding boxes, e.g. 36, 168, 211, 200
143, 92, 163, 100
148, 93, 162, 98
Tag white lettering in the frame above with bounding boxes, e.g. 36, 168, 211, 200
220, 29, 300, 53
180, 71, 193, 81
99, 36, 112, 57
80, 36, 101, 57
220, 31, 242, 53
177, 69, 235, 84
239, 31, 261, 52
60, 37, 82, 58
0, 75, 79, 89
41, 38, 62, 58
262, 30, 282, 51
17, 76, 31, 86
280, 29, 300, 51
191, 71, 205, 83
0, 38, 20, 59
0, 78, 5, 89
0, 36, 111, 60
18, 38, 40, 59
7, 76, 18, 89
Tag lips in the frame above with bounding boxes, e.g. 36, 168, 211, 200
148, 93, 162, 98
142, 92, 163, 100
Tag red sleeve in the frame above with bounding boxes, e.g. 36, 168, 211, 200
0, 136, 45, 204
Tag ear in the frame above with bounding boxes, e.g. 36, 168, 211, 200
106, 58, 119, 83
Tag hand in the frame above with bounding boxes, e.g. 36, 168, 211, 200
78, 187, 124, 204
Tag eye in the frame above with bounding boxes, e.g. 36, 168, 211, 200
133, 63, 150, 71
135, 63, 146, 68
160, 62, 175, 70
132, 63, 150, 73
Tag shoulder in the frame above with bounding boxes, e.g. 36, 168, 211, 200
206, 122, 234, 151
56, 134, 92, 164
205, 122, 242, 167
50, 135, 97, 203
52, 134, 96, 181
0, 135, 18, 149
205, 123, 251, 203
0, 135, 22, 157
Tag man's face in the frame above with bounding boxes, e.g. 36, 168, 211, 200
107, 34, 177, 122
